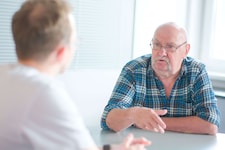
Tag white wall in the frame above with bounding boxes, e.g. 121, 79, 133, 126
58, 69, 120, 129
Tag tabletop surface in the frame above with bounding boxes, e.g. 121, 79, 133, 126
89, 126, 225, 150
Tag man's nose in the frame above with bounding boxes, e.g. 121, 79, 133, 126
158, 46, 167, 56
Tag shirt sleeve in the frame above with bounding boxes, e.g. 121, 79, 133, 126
192, 67, 220, 127
23, 81, 96, 150
101, 67, 136, 130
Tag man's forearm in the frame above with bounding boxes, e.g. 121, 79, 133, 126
162, 116, 218, 135
106, 108, 135, 132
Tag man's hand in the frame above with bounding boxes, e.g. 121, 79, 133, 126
111, 133, 151, 150
106, 107, 167, 133
133, 107, 167, 133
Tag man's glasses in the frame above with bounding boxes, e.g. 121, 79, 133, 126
150, 40, 187, 53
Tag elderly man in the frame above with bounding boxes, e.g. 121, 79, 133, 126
101, 22, 220, 135
0, 0, 151, 149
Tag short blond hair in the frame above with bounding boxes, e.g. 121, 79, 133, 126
12, 0, 73, 61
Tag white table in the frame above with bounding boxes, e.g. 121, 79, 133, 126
89, 126, 225, 150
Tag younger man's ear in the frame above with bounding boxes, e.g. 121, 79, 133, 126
56, 46, 66, 61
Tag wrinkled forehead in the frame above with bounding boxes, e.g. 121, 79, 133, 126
153, 23, 187, 43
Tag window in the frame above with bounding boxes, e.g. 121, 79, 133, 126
72, 0, 135, 69
201, 0, 225, 76
132, 0, 188, 58
133, 0, 225, 91
0, 0, 135, 70
212, 0, 225, 61
132, 0, 225, 66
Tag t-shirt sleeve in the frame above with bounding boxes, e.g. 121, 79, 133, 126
23, 81, 96, 150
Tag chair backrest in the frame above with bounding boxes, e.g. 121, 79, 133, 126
217, 95, 225, 133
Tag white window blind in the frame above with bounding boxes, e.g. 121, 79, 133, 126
71, 0, 135, 69
0, 0, 24, 64
0, 0, 135, 70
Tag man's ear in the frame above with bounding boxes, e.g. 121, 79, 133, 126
56, 46, 66, 62
184, 43, 190, 58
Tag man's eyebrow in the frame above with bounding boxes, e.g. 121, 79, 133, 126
152, 39, 160, 43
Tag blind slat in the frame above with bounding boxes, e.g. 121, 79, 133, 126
0, 0, 135, 69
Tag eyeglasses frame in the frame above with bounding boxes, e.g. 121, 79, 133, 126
150, 40, 187, 52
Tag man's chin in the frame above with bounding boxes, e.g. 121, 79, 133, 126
155, 65, 169, 72
153, 68, 171, 77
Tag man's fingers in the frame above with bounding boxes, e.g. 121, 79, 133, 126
142, 109, 166, 133
122, 133, 151, 150
154, 109, 167, 116
131, 137, 152, 145
153, 109, 167, 130
123, 133, 134, 146
146, 120, 165, 133
157, 124, 165, 133
152, 111, 166, 129
134, 108, 167, 133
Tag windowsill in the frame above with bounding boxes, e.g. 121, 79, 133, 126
209, 72, 225, 81
215, 91, 225, 98
209, 72, 225, 98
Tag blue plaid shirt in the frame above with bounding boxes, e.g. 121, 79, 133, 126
101, 54, 220, 130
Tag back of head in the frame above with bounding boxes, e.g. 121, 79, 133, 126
12, 0, 73, 62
